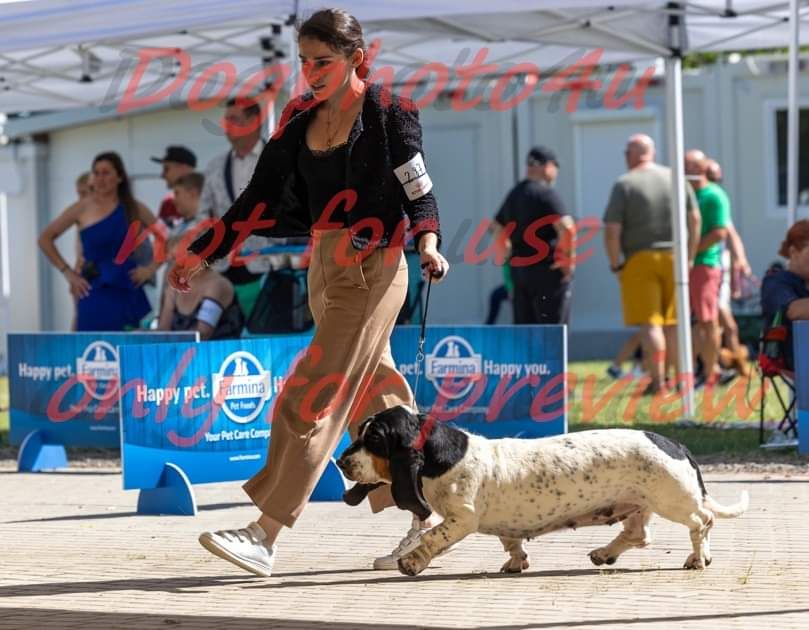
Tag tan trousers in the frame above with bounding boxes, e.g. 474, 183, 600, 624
243, 229, 416, 527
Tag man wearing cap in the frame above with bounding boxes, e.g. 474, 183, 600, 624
491, 146, 576, 325
151, 145, 197, 227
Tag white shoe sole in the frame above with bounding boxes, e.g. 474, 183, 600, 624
373, 555, 399, 570
373, 541, 459, 571
198, 533, 274, 577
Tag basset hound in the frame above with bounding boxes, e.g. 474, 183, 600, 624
336, 406, 749, 577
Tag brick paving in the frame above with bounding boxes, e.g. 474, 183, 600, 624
1, 462, 808, 629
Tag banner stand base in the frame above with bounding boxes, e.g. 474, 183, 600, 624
17, 430, 68, 472
137, 463, 197, 516
310, 458, 349, 502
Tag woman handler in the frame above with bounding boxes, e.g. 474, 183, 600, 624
168, 8, 449, 576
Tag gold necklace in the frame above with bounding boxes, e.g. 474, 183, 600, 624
324, 105, 342, 150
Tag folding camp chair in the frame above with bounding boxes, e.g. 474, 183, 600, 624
758, 313, 799, 446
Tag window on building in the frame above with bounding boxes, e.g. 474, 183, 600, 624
775, 108, 809, 206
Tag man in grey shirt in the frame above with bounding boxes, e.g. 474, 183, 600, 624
603, 134, 700, 394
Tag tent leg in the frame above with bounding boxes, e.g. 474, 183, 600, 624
787, 0, 800, 227
665, 55, 696, 420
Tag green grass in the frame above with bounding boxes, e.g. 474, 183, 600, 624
567, 361, 799, 461
567, 361, 781, 426
571, 422, 762, 459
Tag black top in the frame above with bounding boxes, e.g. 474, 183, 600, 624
297, 141, 349, 227
188, 84, 441, 265
171, 296, 245, 340
495, 179, 569, 270
761, 269, 809, 369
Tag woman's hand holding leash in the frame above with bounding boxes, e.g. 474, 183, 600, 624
418, 232, 448, 282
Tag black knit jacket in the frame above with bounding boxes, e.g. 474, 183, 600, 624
188, 83, 441, 264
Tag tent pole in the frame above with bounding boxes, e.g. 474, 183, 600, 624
787, 0, 799, 227
665, 54, 696, 419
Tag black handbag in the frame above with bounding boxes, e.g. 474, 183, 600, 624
245, 268, 314, 334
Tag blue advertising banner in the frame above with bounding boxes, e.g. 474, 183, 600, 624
794, 321, 809, 455
8, 332, 197, 448
390, 325, 566, 438
120, 325, 566, 491
120, 336, 311, 490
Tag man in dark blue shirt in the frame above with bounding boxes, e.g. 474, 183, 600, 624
491, 146, 576, 325
761, 270, 809, 370
760, 220, 809, 370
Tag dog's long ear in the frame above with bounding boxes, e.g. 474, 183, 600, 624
342, 482, 385, 506
390, 451, 431, 521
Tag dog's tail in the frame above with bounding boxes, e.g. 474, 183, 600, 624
704, 490, 750, 518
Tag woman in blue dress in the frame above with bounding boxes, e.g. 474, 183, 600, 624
39, 152, 158, 331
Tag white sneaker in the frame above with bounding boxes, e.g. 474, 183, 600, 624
373, 515, 458, 570
198, 522, 277, 577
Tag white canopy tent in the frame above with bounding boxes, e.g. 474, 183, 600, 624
1, 2, 807, 112
1, 0, 808, 416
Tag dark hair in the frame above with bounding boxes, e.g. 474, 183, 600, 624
225, 96, 261, 119
297, 8, 368, 78
91, 152, 138, 223
779, 219, 809, 258
173, 171, 205, 194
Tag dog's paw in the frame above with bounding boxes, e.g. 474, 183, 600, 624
588, 548, 617, 567
500, 553, 530, 574
397, 545, 431, 577
683, 553, 706, 570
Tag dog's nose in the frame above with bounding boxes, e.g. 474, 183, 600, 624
335, 456, 348, 472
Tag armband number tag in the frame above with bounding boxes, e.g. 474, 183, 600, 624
394, 153, 433, 201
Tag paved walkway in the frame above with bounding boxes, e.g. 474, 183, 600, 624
1, 463, 808, 629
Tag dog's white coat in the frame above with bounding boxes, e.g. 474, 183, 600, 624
344, 427, 749, 576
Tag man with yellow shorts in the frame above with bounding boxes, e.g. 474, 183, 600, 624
603, 134, 700, 394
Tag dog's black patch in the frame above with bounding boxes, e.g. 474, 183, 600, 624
644, 431, 706, 497
643, 430, 687, 459
346, 406, 471, 520
343, 482, 384, 506
421, 421, 469, 479
686, 451, 707, 498
339, 438, 364, 460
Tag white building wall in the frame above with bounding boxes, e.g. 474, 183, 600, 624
1, 142, 47, 332
419, 99, 516, 325
720, 64, 809, 278
2, 56, 806, 359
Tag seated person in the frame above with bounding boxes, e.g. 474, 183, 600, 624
760, 220, 809, 371
157, 173, 244, 340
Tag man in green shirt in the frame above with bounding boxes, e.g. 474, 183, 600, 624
685, 149, 731, 386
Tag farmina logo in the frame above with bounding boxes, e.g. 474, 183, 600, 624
76, 341, 119, 401
426, 335, 483, 400
212, 351, 272, 424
